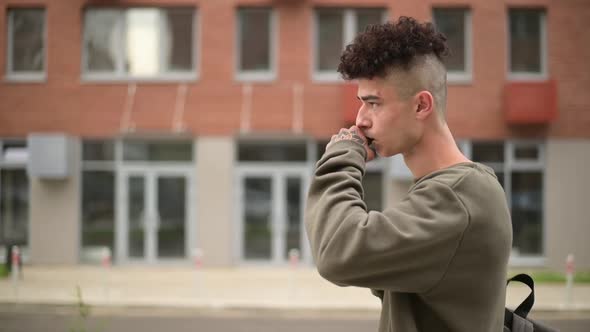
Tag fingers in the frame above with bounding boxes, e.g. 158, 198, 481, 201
350, 126, 376, 161
327, 126, 376, 162
326, 134, 337, 149
349, 125, 365, 140
349, 125, 361, 135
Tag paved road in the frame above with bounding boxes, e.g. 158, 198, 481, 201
0, 304, 588, 332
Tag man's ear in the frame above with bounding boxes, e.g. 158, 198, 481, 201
414, 91, 434, 120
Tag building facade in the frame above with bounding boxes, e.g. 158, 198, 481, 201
0, 0, 589, 270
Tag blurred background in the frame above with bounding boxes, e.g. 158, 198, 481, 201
0, 0, 589, 331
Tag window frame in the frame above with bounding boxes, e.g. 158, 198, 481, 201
235, 137, 311, 164
5, 7, 47, 82
122, 139, 194, 162
0, 139, 30, 264
432, 7, 473, 84
466, 140, 546, 266
0, 139, 28, 168
365, 157, 388, 211
507, 8, 548, 81
312, 8, 388, 83
506, 140, 546, 266
80, 140, 117, 263
80, 139, 197, 263
235, 7, 278, 82
81, 7, 199, 83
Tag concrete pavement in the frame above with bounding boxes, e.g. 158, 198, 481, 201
0, 265, 589, 313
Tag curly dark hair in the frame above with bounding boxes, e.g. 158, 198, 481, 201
338, 16, 449, 80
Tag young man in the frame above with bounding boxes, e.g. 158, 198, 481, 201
305, 17, 512, 332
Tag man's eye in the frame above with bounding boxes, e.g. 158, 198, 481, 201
369, 102, 379, 108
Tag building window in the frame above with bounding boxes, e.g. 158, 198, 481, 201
238, 140, 308, 162
123, 140, 193, 162
83, 7, 197, 80
0, 140, 29, 263
314, 8, 386, 81
81, 140, 115, 263
0, 170, 29, 248
510, 171, 543, 255
433, 8, 471, 82
6, 8, 46, 80
508, 8, 546, 79
363, 170, 384, 211
236, 8, 276, 81
472, 141, 504, 163
469, 141, 545, 260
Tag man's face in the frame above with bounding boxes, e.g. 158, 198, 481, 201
355, 76, 419, 158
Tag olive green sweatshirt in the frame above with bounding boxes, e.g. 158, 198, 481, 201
305, 141, 512, 332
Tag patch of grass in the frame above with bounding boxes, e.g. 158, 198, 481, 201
573, 271, 590, 283
509, 270, 590, 283
0, 264, 8, 278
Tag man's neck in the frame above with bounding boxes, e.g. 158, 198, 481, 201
403, 125, 471, 180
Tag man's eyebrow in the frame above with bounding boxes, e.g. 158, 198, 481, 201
358, 95, 381, 101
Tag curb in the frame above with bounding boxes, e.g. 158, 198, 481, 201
2, 299, 590, 315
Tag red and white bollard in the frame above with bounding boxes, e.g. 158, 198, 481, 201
11, 245, 20, 299
192, 248, 204, 296
565, 253, 575, 308
102, 247, 112, 268
102, 247, 112, 303
193, 248, 204, 270
289, 249, 300, 269
288, 249, 300, 302
11, 246, 20, 278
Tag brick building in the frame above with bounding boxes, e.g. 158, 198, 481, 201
0, 0, 589, 270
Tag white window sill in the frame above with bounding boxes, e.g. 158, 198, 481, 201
235, 71, 276, 83
507, 72, 548, 82
312, 72, 345, 84
0, 161, 28, 169
447, 72, 473, 85
81, 73, 198, 84
313, 71, 474, 85
4, 73, 47, 83
509, 255, 545, 267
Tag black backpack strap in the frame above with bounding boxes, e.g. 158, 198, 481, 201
504, 308, 514, 327
507, 273, 535, 318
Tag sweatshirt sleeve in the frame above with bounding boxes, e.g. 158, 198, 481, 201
305, 140, 469, 294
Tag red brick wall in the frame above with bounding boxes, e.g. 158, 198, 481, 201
0, 0, 588, 139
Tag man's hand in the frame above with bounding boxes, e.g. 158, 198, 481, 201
327, 125, 376, 161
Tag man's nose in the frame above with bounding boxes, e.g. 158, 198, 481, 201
355, 105, 371, 129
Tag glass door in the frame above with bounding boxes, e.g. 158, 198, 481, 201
119, 169, 191, 263
127, 174, 148, 260
156, 175, 187, 259
238, 169, 308, 264
283, 175, 303, 261
242, 176, 273, 260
